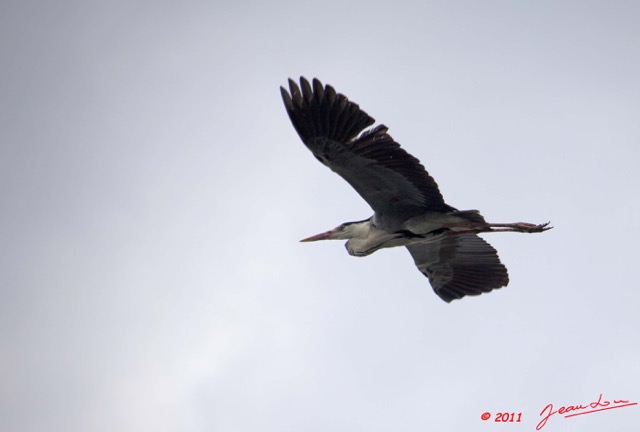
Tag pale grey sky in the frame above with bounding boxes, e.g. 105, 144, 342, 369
1, 1, 639, 431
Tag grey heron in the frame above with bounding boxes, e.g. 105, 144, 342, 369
281, 77, 551, 302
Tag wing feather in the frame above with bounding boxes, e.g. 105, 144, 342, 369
281, 77, 453, 225
406, 234, 509, 302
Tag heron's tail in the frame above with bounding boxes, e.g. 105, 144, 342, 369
280, 77, 375, 143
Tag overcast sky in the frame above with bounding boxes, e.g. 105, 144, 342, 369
1, 1, 639, 431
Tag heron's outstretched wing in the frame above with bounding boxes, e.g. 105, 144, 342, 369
406, 234, 509, 302
281, 77, 454, 224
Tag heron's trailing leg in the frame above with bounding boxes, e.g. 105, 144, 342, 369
446, 221, 552, 235
485, 221, 552, 233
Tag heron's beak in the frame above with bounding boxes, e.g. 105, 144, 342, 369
300, 228, 338, 242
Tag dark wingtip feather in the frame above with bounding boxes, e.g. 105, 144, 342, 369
280, 86, 293, 110
280, 77, 375, 144
312, 78, 325, 104
300, 77, 314, 104
287, 78, 301, 106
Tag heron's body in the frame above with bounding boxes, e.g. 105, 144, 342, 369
281, 77, 550, 302
329, 212, 480, 257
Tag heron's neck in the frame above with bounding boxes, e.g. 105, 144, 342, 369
343, 220, 372, 239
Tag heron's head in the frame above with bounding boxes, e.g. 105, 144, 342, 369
300, 219, 371, 242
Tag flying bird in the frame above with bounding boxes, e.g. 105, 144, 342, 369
280, 77, 551, 302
